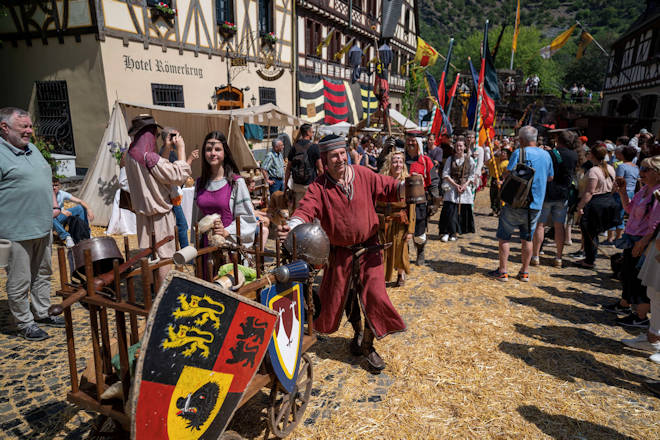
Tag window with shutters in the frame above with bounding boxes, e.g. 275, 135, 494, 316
151, 83, 184, 107
305, 19, 322, 57
329, 31, 342, 62
215, 0, 234, 24
258, 0, 273, 35
35, 80, 75, 155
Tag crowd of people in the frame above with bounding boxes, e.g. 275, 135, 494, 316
1, 104, 660, 390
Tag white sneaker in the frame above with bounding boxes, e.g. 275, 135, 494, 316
65, 236, 75, 248
622, 334, 660, 352
441, 234, 449, 242
530, 256, 540, 266
650, 352, 660, 364
449, 236, 457, 241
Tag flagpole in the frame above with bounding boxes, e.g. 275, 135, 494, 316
473, 20, 489, 135
509, 47, 515, 70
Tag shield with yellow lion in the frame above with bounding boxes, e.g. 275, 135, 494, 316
131, 272, 277, 439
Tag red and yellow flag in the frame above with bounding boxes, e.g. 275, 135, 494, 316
414, 37, 439, 67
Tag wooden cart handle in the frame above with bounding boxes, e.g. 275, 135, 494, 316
48, 236, 174, 315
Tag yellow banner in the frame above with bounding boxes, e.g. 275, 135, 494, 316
540, 24, 577, 59
576, 31, 594, 59
414, 37, 439, 67
316, 29, 334, 57
334, 36, 355, 61
512, 0, 521, 52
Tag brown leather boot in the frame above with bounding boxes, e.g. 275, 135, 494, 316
361, 328, 385, 371
415, 243, 425, 266
349, 320, 363, 356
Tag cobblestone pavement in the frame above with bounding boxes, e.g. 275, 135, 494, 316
1, 193, 659, 439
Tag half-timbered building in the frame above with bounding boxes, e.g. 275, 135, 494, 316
295, 0, 418, 124
602, 0, 660, 136
0, 0, 295, 170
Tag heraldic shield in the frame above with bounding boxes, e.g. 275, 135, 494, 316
131, 272, 277, 439
260, 282, 305, 394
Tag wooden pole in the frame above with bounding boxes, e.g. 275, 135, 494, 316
58, 247, 79, 394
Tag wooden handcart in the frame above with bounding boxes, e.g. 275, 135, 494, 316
51, 220, 317, 439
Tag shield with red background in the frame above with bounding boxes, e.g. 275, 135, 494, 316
130, 272, 277, 440
260, 282, 305, 393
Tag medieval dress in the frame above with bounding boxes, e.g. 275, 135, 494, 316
125, 129, 191, 279
290, 165, 406, 338
439, 153, 476, 235
376, 199, 415, 282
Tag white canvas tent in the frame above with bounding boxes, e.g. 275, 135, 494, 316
79, 101, 302, 226
318, 121, 352, 137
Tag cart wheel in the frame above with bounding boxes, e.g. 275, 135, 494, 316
267, 353, 313, 438
220, 430, 245, 440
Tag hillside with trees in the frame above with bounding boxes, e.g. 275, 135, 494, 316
418, 0, 646, 94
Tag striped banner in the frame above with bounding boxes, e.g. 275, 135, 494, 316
298, 73, 324, 123
323, 78, 349, 124
344, 80, 362, 124
361, 85, 377, 120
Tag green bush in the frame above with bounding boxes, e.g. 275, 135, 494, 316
31, 135, 62, 177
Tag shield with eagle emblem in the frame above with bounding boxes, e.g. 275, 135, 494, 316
260, 282, 305, 394
131, 272, 277, 439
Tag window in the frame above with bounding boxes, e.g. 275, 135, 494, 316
391, 50, 399, 75
353, 0, 362, 12
151, 83, 184, 107
259, 87, 278, 138
404, 8, 410, 34
147, 0, 171, 6
622, 38, 636, 69
258, 0, 273, 35
640, 94, 658, 119
611, 48, 623, 74
366, 0, 377, 17
637, 29, 653, 64
215, 0, 234, 25
35, 80, 75, 155
305, 19, 322, 57
329, 31, 342, 62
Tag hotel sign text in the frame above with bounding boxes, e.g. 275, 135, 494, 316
123, 55, 204, 78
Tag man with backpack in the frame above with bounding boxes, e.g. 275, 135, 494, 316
285, 123, 323, 209
530, 130, 578, 269
488, 126, 554, 282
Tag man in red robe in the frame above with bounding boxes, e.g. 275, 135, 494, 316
278, 134, 406, 371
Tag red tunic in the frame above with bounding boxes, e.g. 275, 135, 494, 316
292, 165, 406, 338
409, 155, 435, 189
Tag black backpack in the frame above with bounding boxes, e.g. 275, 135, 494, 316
500, 147, 535, 209
291, 140, 314, 185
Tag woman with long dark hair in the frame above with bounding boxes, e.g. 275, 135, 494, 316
194, 131, 257, 248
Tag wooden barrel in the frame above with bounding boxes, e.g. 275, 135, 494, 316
405, 175, 425, 204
